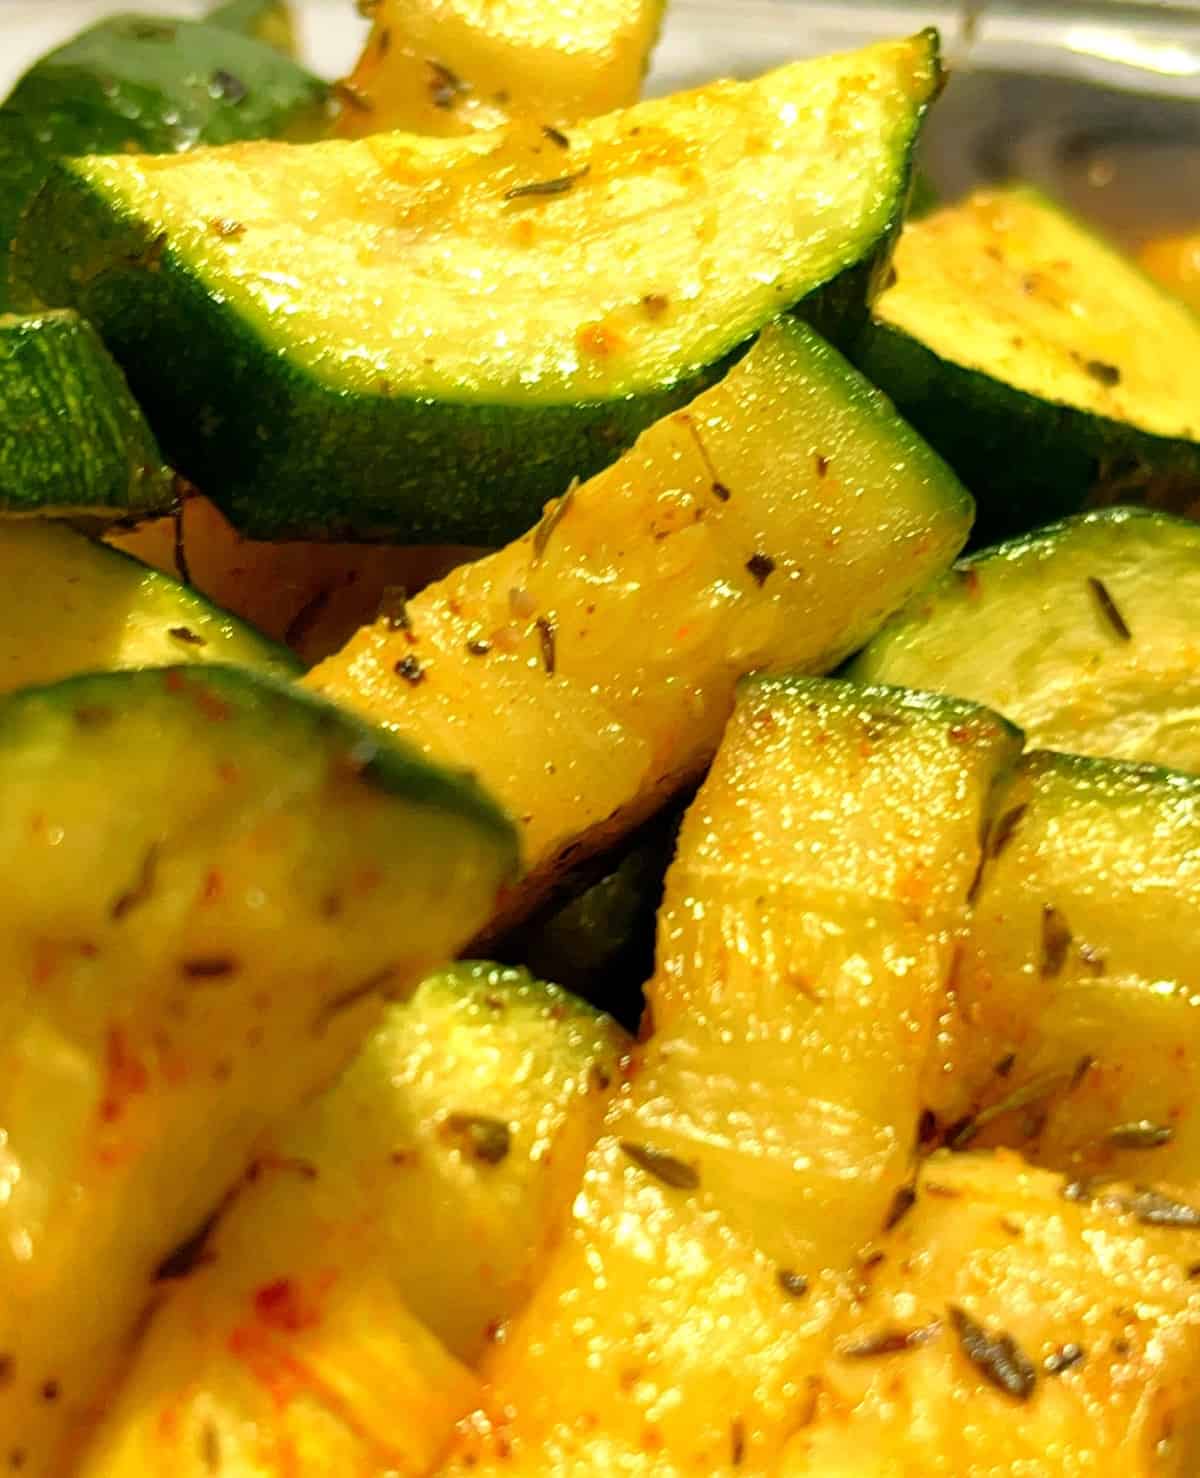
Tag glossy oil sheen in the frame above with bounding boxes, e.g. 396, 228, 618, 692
307, 318, 971, 924
79, 963, 625, 1475
336, 0, 664, 138
850, 507, 1200, 772
780, 1151, 1200, 1477
438, 675, 1019, 1475
0, 667, 514, 1474
928, 748, 1200, 1188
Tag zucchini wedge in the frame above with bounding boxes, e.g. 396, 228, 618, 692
782, 1151, 1200, 1476
14, 35, 942, 542
0, 520, 298, 693
0, 311, 171, 520
336, 0, 663, 139
306, 318, 972, 930
79, 962, 626, 1475
0, 666, 515, 1473
0, 12, 327, 312
109, 494, 485, 666
927, 749, 1200, 1189
856, 187, 1200, 543
442, 677, 1019, 1474
848, 508, 1200, 771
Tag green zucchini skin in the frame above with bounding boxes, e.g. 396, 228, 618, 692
0, 310, 172, 518
0, 13, 327, 311
13, 36, 940, 544
855, 318, 1200, 547
206, 0, 298, 55
846, 506, 1200, 772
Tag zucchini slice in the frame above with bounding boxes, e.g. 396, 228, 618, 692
855, 187, 1200, 543
305, 318, 972, 930
79, 962, 626, 1475
927, 748, 1200, 1189
0, 665, 515, 1472
848, 507, 1200, 772
782, 1151, 1200, 1475
208, 0, 298, 56
0, 311, 172, 520
14, 35, 942, 543
442, 676, 1019, 1474
0, 520, 299, 694
108, 494, 486, 666
335, 0, 663, 139
0, 13, 327, 312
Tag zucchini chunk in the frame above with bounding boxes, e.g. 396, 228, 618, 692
781, 1151, 1200, 1476
848, 507, 1200, 772
927, 749, 1200, 1189
0, 666, 516, 1473
15, 35, 942, 542
0, 12, 327, 312
856, 187, 1200, 543
109, 494, 486, 666
335, 0, 663, 139
306, 318, 972, 930
79, 962, 626, 1475
0, 520, 298, 693
0, 311, 172, 520
208, 0, 298, 56
441, 676, 1020, 1474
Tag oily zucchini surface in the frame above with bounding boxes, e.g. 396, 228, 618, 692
306, 317, 972, 928
0, 311, 171, 519
15, 35, 941, 542
0, 519, 299, 694
856, 187, 1200, 543
0, 12, 327, 312
336, 0, 664, 138
848, 507, 1200, 771
783, 1151, 1200, 1476
79, 962, 627, 1475
0, 664, 515, 1473
929, 748, 1200, 1189
442, 676, 1019, 1475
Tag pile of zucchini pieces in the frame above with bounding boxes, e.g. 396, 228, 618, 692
4, 0, 1200, 1472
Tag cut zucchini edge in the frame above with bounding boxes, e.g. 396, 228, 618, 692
845, 505, 1200, 771
12, 33, 941, 542
78, 960, 627, 1472
856, 186, 1200, 544
0, 520, 301, 696
0, 663, 519, 1471
0, 310, 173, 519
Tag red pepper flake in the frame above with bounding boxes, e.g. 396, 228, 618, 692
209, 217, 245, 240
576, 318, 622, 357
815, 453, 830, 478
641, 292, 670, 318
253, 1279, 320, 1334
536, 616, 557, 674
100, 1027, 150, 1123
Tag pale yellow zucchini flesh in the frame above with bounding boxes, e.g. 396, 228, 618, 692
77, 964, 627, 1476
781, 1151, 1200, 1477
438, 676, 1020, 1475
306, 318, 971, 930
336, 0, 665, 138
0, 668, 514, 1474
925, 748, 1200, 1190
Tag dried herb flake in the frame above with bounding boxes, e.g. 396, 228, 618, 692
776, 1268, 809, 1299
1041, 905, 1073, 979
1044, 1343, 1085, 1375
444, 1112, 512, 1165
504, 165, 590, 202
1088, 576, 1132, 642
948, 1305, 1037, 1401
1107, 1120, 1174, 1150
619, 1140, 700, 1191
536, 616, 557, 675
839, 1322, 940, 1359
532, 479, 577, 564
